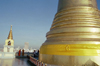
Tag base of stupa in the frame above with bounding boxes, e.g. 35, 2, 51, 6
39, 54, 100, 66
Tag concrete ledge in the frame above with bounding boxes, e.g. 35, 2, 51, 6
0, 52, 15, 58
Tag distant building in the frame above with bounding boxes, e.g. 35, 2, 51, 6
28, 47, 33, 52
24, 42, 29, 52
15, 46, 20, 52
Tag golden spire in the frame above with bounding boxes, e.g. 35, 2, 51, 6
8, 25, 13, 39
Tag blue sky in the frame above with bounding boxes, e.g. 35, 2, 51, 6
0, 0, 100, 49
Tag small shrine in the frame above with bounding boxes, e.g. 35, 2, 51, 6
0, 25, 15, 58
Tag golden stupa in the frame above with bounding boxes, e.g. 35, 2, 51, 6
39, 0, 100, 66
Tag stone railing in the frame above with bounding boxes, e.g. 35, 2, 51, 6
28, 56, 62, 66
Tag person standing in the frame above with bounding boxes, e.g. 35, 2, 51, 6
22, 49, 24, 56
18, 49, 21, 56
